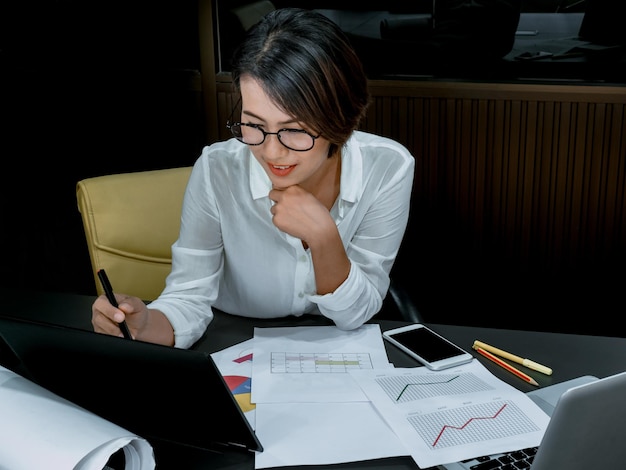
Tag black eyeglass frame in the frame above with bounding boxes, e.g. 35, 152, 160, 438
226, 121, 321, 152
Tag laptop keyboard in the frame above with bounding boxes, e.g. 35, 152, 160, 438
461, 446, 538, 469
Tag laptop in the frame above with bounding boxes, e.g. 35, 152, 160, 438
439, 371, 626, 469
0, 315, 263, 454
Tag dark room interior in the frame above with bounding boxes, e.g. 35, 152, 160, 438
1, 0, 624, 336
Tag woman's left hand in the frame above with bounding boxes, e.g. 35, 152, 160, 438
269, 185, 335, 246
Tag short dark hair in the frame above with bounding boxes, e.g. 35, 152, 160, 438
230, 8, 370, 153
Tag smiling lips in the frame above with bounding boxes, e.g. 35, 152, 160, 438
269, 164, 296, 177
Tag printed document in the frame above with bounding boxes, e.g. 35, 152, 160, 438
212, 325, 409, 469
349, 360, 551, 469
251, 324, 392, 403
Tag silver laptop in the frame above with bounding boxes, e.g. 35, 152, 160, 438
440, 371, 626, 470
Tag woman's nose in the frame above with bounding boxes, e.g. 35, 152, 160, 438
263, 132, 289, 154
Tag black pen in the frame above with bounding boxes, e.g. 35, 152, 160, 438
97, 269, 133, 340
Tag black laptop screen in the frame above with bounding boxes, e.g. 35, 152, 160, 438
0, 316, 262, 453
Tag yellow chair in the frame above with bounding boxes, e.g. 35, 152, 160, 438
76, 166, 193, 301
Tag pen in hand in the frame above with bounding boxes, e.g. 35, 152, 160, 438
97, 269, 133, 340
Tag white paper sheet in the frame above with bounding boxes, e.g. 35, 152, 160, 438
212, 334, 408, 469
253, 401, 409, 469
0, 366, 155, 470
251, 324, 392, 403
349, 360, 551, 469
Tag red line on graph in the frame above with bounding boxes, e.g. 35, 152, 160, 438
432, 403, 508, 447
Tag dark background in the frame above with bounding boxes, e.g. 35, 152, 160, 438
0, 1, 205, 295
1, 1, 623, 337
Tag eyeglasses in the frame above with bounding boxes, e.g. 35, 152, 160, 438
227, 122, 320, 152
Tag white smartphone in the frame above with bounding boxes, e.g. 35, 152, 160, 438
383, 324, 474, 370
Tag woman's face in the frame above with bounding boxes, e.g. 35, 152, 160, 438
238, 76, 334, 191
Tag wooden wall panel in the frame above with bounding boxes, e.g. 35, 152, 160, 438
362, 82, 626, 274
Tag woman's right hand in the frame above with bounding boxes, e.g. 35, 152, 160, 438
92, 293, 148, 339
92, 294, 175, 346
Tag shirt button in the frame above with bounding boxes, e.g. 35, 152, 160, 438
298, 292, 304, 298
299, 255, 307, 262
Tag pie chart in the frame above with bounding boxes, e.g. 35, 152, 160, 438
224, 375, 255, 412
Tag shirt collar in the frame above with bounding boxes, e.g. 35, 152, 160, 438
250, 153, 271, 200
339, 134, 362, 204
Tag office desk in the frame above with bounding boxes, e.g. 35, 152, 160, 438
3, 289, 626, 469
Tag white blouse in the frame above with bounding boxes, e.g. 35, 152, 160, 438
149, 130, 415, 348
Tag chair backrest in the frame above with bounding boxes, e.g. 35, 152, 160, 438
76, 166, 193, 301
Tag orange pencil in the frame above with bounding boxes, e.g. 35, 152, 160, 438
473, 340, 552, 375
474, 347, 539, 386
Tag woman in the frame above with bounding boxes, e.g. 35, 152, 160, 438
92, 8, 415, 348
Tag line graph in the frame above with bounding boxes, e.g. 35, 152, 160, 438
431, 403, 507, 446
349, 361, 551, 469
376, 372, 493, 402
409, 401, 540, 449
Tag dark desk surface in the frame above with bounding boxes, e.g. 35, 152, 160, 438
3, 288, 626, 469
